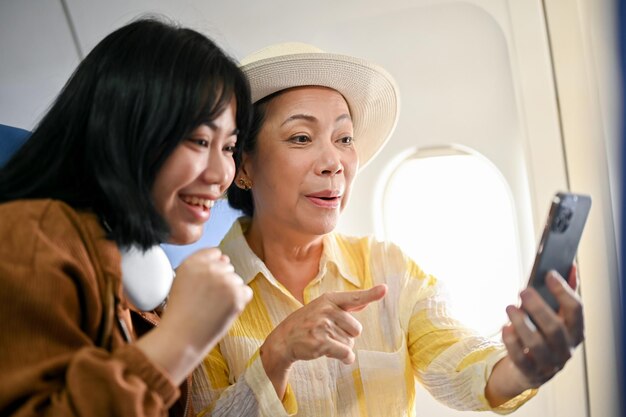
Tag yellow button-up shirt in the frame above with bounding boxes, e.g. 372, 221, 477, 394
192, 218, 535, 416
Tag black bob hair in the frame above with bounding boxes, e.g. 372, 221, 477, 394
0, 18, 251, 250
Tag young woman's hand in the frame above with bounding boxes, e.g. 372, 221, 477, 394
165, 248, 252, 352
137, 248, 252, 384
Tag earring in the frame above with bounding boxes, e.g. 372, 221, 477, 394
237, 177, 252, 190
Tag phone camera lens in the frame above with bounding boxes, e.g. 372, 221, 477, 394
551, 206, 573, 233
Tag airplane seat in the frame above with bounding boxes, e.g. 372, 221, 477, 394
0, 124, 240, 267
0, 124, 30, 167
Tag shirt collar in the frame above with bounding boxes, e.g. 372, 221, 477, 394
321, 232, 363, 288
219, 217, 362, 289
219, 217, 270, 285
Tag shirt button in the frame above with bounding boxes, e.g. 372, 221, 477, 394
315, 368, 325, 380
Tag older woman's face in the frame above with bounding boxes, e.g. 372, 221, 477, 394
243, 86, 358, 236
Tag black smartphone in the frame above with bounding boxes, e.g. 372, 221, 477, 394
527, 192, 591, 311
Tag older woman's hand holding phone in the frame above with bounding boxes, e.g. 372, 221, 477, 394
486, 265, 584, 406
486, 192, 590, 407
506, 265, 583, 378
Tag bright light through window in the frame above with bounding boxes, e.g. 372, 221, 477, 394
379, 149, 522, 337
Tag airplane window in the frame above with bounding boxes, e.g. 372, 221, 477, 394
378, 147, 522, 337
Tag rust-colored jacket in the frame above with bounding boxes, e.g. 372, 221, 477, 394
0, 200, 192, 417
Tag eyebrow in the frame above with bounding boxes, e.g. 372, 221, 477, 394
280, 113, 352, 127
204, 121, 239, 136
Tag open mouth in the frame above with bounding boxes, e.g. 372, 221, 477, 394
180, 195, 215, 211
306, 194, 342, 208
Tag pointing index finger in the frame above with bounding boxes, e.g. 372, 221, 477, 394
331, 284, 387, 312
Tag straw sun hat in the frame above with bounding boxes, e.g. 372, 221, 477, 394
240, 42, 400, 169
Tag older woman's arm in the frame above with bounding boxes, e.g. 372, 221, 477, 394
404, 253, 537, 414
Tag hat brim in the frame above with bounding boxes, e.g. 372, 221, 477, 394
241, 52, 399, 169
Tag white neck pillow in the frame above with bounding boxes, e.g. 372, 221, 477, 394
120, 245, 174, 311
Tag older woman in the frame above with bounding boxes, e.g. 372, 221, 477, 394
192, 43, 584, 417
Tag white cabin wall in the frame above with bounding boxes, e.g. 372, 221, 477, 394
0, 0, 80, 129
543, 0, 622, 416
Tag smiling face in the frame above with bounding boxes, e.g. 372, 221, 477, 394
152, 98, 238, 244
242, 86, 358, 237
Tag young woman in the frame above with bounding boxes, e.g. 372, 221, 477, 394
0, 18, 253, 417
192, 43, 585, 416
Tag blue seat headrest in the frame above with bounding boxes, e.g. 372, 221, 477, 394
0, 124, 30, 167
